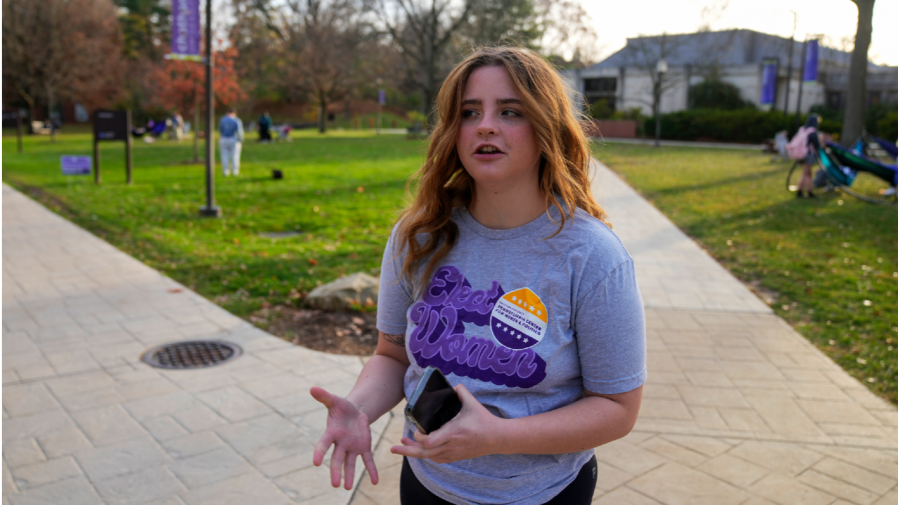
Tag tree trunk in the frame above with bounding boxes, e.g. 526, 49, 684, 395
318, 99, 326, 134
842, 0, 875, 144
193, 92, 200, 162
47, 86, 56, 142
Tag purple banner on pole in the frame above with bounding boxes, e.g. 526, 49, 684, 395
378, 90, 386, 105
760, 60, 777, 105
803, 40, 818, 82
171, 0, 200, 59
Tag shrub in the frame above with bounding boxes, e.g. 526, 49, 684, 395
878, 111, 898, 143
689, 79, 754, 110
588, 99, 614, 119
866, 102, 898, 138
643, 109, 842, 143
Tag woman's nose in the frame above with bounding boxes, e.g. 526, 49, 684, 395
477, 114, 497, 136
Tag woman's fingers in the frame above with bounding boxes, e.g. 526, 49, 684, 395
361, 452, 379, 485
343, 452, 357, 490
312, 432, 334, 467
330, 447, 346, 488
454, 384, 478, 407
309, 386, 334, 408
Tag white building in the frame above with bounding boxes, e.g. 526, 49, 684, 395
563, 29, 896, 116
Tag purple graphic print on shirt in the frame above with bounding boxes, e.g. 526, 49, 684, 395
408, 266, 548, 388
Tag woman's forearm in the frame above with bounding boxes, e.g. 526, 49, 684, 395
494, 388, 642, 455
345, 354, 408, 424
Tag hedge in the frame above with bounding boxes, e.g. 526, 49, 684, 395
877, 111, 898, 143
643, 109, 842, 144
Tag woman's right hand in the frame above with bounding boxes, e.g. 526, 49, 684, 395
310, 386, 379, 490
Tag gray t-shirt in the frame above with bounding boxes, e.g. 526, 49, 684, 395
377, 205, 646, 505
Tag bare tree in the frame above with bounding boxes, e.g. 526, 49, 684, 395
282, 0, 372, 133
3, 0, 124, 140
461, 0, 542, 49
622, 33, 686, 117
842, 0, 875, 143
370, 0, 474, 122
533, 0, 601, 66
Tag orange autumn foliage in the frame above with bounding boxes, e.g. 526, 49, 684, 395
145, 45, 246, 114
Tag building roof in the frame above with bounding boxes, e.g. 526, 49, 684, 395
591, 29, 860, 71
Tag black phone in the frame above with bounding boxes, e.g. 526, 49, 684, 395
405, 366, 462, 434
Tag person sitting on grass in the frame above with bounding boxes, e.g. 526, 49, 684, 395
796, 114, 822, 198
309, 46, 645, 505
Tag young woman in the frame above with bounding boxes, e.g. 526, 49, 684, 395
310, 46, 646, 505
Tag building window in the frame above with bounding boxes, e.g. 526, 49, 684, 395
584, 78, 617, 93
584, 78, 617, 112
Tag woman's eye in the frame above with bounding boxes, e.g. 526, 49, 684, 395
461, 109, 478, 118
502, 109, 522, 117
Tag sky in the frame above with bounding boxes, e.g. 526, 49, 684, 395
580, 0, 898, 66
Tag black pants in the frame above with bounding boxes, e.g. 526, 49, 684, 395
400, 456, 598, 505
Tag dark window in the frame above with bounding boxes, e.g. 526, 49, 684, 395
584, 78, 617, 93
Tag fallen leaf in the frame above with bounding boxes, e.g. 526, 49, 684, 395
308, 258, 318, 266
357, 186, 364, 193
168, 288, 184, 293
233, 238, 240, 245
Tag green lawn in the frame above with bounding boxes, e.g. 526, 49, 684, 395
3, 131, 896, 403
2, 129, 425, 315
594, 142, 897, 404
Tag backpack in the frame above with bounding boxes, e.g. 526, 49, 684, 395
786, 127, 816, 160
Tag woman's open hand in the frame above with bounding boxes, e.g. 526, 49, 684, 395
310, 386, 379, 489
392, 384, 504, 464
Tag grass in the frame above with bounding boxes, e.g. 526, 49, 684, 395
2, 129, 424, 316
594, 142, 898, 404
3, 130, 896, 403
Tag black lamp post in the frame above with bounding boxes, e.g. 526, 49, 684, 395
199, 0, 221, 217
654, 59, 667, 148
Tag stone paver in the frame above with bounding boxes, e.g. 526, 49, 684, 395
4, 158, 897, 505
2, 185, 388, 505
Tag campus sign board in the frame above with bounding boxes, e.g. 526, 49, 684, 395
169, 0, 201, 61
92, 110, 133, 184
94, 110, 129, 141
61, 156, 92, 175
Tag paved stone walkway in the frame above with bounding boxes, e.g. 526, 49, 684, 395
2, 185, 388, 505
4, 157, 898, 505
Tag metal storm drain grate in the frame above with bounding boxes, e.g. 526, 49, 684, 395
141, 341, 242, 370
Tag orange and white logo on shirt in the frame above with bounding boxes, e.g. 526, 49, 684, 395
490, 288, 548, 350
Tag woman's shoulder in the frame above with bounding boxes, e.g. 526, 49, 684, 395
569, 207, 628, 247
558, 208, 633, 270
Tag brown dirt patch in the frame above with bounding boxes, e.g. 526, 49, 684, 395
252, 305, 378, 356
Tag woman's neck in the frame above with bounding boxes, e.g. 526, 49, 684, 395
467, 179, 546, 230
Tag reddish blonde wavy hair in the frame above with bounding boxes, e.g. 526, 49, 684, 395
396, 46, 608, 288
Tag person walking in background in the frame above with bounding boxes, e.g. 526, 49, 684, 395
258, 111, 272, 143
219, 108, 244, 177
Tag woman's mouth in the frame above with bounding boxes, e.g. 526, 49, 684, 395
473, 145, 504, 159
